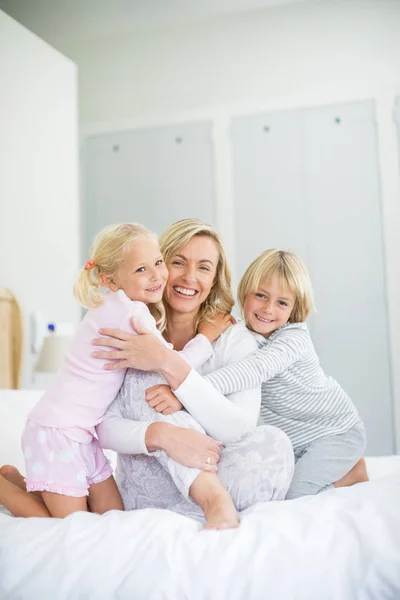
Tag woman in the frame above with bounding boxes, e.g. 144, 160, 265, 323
94, 219, 294, 527
0, 220, 293, 522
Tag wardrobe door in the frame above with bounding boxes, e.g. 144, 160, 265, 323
83, 121, 216, 251
302, 101, 393, 455
231, 110, 308, 278
231, 102, 393, 455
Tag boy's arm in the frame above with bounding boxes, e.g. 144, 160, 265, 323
204, 328, 310, 395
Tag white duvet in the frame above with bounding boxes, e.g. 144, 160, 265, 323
1, 390, 400, 599
1, 471, 400, 600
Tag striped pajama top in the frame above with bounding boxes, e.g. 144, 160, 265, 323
204, 322, 361, 449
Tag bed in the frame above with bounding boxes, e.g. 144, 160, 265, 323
0, 389, 400, 600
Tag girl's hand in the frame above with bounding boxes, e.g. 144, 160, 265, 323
92, 319, 168, 371
154, 424, 223, 471
146, 385, 183, 415
198, 312, 236, 343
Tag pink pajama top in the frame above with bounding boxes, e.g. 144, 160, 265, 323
28, 289, 213, 443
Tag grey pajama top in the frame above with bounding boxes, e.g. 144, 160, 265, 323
204, 322, 361, 449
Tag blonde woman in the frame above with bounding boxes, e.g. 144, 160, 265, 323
95, 220, 294, 526
12, 223, 229, 520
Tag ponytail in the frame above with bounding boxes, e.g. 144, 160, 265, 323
73, 264, 103, 309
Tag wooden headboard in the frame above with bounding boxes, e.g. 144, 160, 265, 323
0, 288, 23, 389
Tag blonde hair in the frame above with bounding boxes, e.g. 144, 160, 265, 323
238, 249, 315, 323
74, 223, 166, 329
158, 219, 234, 332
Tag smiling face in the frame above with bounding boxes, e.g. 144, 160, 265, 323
163, 235, 220, 318
104, 236, 169, 304
243, 275, 296, 338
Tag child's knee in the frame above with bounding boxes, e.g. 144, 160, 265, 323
285, 473, 332, 500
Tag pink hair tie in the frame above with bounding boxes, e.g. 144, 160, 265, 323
84, 259, 95, 270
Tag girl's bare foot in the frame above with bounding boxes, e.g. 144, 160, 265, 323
334, 457, 369, 489
1, 465, 44, 500
0, 470, 50, 518
202, 489, 240, 530
0, 465, 26, 490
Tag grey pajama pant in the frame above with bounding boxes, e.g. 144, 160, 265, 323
285, 422, 366, 500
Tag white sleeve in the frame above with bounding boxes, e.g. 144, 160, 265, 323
204, 327, 310, 395
128, 303, 167, 342
177, 334, 214, 370
127, 302, 214, 366
121, 302, 176, 350
173, 327, 261, 443
96, 395, 151, 455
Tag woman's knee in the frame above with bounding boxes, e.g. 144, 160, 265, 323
218, 425, 295, 507
259, 425, 294, 466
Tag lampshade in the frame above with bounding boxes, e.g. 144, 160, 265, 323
35, 335, 72, 373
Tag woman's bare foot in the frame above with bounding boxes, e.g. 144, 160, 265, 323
189, 472, 240, 530
202, 489, 240, 530
334, 457, 369, 489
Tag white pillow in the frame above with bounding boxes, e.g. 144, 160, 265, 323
0, 389, 117, 473
365, 455, 400, 480
0, 390, 43, 472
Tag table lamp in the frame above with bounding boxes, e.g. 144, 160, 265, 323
35, 327, 72, 374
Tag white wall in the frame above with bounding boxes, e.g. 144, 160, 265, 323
0, 11, 80, 388
70, 0, 400, 450
70, 0, 400, 124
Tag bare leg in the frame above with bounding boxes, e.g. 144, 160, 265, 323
0, 464, 42, 499
189, 472, 239, 530
333, 457, 369, 489
0, 464, 27, 489
0, 472, 50, 518
41, 491, 88, 518
0, 466, 121, 518
88, 476, 124, 514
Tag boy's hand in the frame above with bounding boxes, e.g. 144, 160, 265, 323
198, 312, 235, 343
146, 384, 183, 415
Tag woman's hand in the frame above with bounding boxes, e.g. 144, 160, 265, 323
92, 319, 191, 389
198, 312, 236, 343
147, 423, 222, 472
92, 319, 169, 371
146, 385, 183, 415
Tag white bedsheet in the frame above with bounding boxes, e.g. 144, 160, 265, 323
1, 468, 400, 599
1, 390, 400, 599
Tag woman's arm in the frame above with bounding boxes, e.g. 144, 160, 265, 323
96, 396, 222, 471
93, 323, 261, 443
164, 330, 261, 443
96, 396, 152, 455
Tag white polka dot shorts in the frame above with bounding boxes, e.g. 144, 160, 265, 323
22, 419, 113, 497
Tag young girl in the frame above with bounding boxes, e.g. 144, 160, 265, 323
203, 249, 368, 500
21, 223, 234, 524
